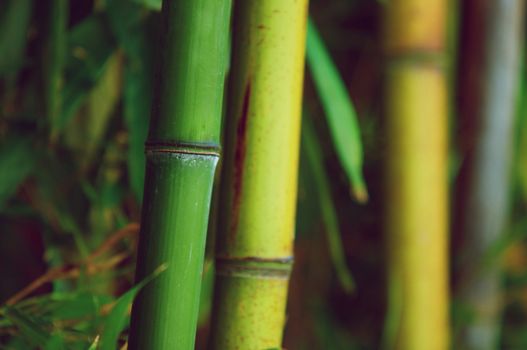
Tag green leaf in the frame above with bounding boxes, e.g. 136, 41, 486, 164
63, 51, 122, 168
99, 264, 167, 350
0, 0, 32, 75
0, 137, 35, 209
44, 334, 66, 350
51, 292, 99, 320
5, 336, 28, 349
87, 335, 100, 350
106, 0, 156, 200
4, 306, 50, 347
297, 126, 322, 236
306, 18, 367, 202
60, 14, 116, 132
312, 302, 362, 350
56, 211, 89, 258
130, 0, 162, 11
302, 115, 355, 293
32, 152, 90, 258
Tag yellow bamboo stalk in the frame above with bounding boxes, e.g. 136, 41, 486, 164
383, 1, 449, 349
209, 1, 308, 349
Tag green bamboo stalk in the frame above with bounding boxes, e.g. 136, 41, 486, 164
455, 1, 525, 349
128, 1, 231, 349
44, 0, 68, 141
209, 1, 308, 349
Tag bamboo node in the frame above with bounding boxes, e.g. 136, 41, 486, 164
384, 49, 448, 69
215, 256, 293, 280
145, 141, 221, 157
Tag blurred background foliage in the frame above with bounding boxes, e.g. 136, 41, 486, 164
0, 0, 526, 349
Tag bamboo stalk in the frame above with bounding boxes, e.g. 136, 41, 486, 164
128, 1, 231, 349
44, 0, 68, 141
383, 0, 449, 349
455, 1, 524, 349
209, 1, 308, 349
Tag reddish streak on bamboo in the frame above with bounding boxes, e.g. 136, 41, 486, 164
230, 82, 251, 242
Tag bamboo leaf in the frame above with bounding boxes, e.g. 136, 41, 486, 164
4, 307, 50, 347
0, 0, 32, 75
63, 51, 122, 170
51, 292, 99, 320
32, 153, 89, 257
44, 334, 66, 350
296, 147, 320, 235
88, 336, 100, 350
130, 0, 161, 11
0, 138, 35, 210
381, 270, 402, 350
99, 264, 166, 350
302, 116, 355, 293
306, 18, 367, 202
312, 303, 362, 350
60, 14, 116, 132
106, 0, 155, 200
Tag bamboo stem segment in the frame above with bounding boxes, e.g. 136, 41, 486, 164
383, 1, 449, 349
44, 0, 68, 140
456, 1, 525, 349
128, 1, 231, 349
209, 1, 308, 349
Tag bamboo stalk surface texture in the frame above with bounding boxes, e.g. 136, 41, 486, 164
384, 0, 449, 349
209, 1, 308, 349
128, 1, 231, 349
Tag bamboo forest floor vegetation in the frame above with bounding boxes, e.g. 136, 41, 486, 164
0, 0, 527, 349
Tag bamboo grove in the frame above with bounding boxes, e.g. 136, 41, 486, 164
1, 0, 527, 349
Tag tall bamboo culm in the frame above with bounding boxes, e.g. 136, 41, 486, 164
209, 1, 308, 349
128, 1, 231, 349
44, 0, 67, 140
383, 0, 449, 349
456, 1, 524, 349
